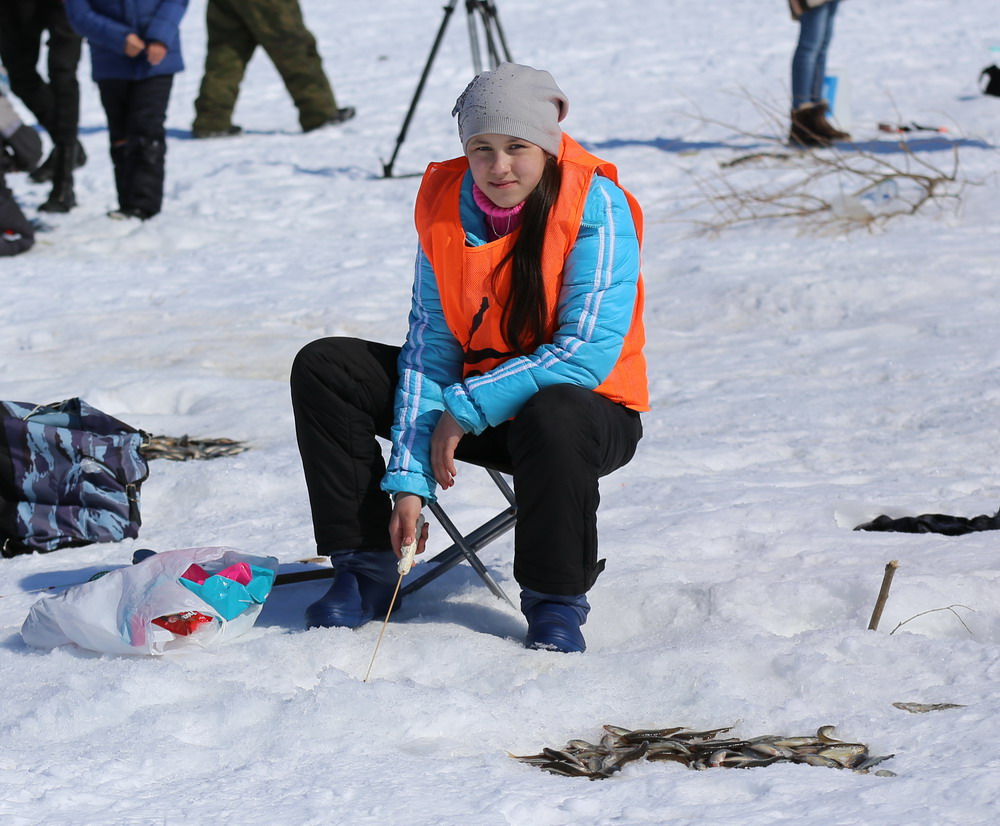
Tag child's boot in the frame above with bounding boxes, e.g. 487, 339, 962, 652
305, 551, 399, 629
522, 589, 590, 653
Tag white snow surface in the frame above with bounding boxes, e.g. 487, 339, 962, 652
2, 1, 1000, 823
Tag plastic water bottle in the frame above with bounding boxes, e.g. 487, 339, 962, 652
860, 179, 899, 207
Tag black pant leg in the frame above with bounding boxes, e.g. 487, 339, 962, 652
290, 337, 401, 554
98, 79, 131, 209
121, 74, 173, 142
506, 384, 642, 596
97, 79, 129, 145
0, 6, 50, 132
40, 0, 82, 147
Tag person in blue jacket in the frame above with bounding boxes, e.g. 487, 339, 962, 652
291, 64, 648, 654
64, 0, 188, 219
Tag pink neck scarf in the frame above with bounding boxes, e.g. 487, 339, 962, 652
472, 184, 525, 241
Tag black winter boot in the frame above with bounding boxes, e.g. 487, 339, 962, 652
38, 144, 77, 213
789, 104, 832, 148
30, 140, 87, 184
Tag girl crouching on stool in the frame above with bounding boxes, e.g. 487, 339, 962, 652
291, 62, 648, 653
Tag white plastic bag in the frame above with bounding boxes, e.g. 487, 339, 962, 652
21, 546, 279, 656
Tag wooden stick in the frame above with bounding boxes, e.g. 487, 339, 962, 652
363, 515, 424, 682
363, 574, 404, 683
868, 560, 899, 631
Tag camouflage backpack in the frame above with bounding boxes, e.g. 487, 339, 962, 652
0, 399, 149, 557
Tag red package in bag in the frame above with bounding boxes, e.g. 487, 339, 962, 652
151, 611, 216, 636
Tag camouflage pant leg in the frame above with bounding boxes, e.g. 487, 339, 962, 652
241, 0, 338, 131
192, 0, 258, 133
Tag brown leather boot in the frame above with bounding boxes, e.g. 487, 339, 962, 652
814, 101, 851, 141
789, 103, 832, 148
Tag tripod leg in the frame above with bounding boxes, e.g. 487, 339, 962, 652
465, 0, 485, 74
484, 1, 514, 64
382, 0, 459, 178
475, 1, 513, 67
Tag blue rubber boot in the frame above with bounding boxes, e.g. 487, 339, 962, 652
522, 589, 590, 653
305, 552, 398, 629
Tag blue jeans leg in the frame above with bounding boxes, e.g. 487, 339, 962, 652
791, 0, 840, 109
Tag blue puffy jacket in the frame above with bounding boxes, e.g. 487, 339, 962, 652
381, 170, 641, 503
64, 0, 188, 80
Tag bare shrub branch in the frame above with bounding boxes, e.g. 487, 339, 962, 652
684, 94, 979, 235
889, 604, 976, 638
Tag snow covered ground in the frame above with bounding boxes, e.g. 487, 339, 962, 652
2, 1, 1000, 823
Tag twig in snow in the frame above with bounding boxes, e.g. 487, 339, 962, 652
889, 604, 976, 638
868, 560, 899, 632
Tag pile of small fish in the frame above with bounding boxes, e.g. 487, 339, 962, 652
510, 724, 895, 780
140, 435, 249, 462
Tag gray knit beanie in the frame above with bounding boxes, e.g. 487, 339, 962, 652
452, 62, 569, 157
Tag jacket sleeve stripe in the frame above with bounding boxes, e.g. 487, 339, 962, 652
578, 185, 616, 342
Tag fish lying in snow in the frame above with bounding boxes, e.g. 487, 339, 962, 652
892, 702, 965, 714
510, 724, 895, 780
140, 435, 249, 461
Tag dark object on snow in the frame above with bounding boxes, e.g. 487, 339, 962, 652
1, 399, 149, 557
139, 435, 249, 462
511, 723, 894, 779
855, 507, 1000, 536
981, 65, 1000, 97
0, 91, 43, 256
877, 122, 948, 135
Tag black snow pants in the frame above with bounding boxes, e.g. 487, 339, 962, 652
290, 337, 643, 596
97, 75, 173, 216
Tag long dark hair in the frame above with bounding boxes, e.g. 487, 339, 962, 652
493, 156, 562, 354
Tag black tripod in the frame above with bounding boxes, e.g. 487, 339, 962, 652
381, 0, 513, 178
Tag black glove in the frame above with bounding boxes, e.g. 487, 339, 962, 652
981, 65, 1000, 97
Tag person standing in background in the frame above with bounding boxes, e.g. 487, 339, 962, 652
191, 0, 354, 138
788, 0, 851, 147
0, 0, 85, 213
64, 0, 189, 220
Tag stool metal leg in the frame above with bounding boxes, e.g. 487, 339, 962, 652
400, 475, 517, 606
487, 467, 516, 506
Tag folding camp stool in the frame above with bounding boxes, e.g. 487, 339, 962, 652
399, 466, 516, 606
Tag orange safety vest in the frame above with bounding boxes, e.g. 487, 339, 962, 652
413, 134, 649, 412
